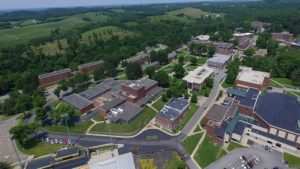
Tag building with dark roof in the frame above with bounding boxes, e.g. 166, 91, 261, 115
97, 97, 126, 116
78, 60, 104, 74
79, 84, 110, 100
126, 51, 150, 64
38, 68, 72, 88
207, 53, 231, 69
109, 102, 144, 124
155, 98, 189, 132
62, 94, 94, 113
213, 42, 233, 55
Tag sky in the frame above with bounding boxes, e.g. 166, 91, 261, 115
0, 0, 226, 10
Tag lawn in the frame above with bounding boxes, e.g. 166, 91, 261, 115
185, 65, 198, 72
176, 103, 199, 132
287, 91, 300, 97
148, 15, 193, 24
167, 7, 222, 18
194, 136, 227, 168
283, 152, 300, 168
0, 115, 11, 121
152, 97, 169, 111
93, 115, 105, 122
164, 152, 187, 169
17, 141, 69, 157
90, 107, 156, 136
183, 133, 203, 154
222, 81, 234, 89
194, 125, 201, 132
0, 12, 109, 47
38, 39, 68, 55
160, 62, 176, 74
43, 120, 93, 134
198, 87, 212, 97
227, 141, 246, 151
268, 80, 283, 88
272, 78, 299, 88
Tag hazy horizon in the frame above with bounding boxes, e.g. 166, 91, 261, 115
0, 0, 251, 10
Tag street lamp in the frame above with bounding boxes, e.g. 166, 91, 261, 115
61, 113, 71, 141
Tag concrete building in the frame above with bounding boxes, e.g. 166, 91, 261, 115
89, 152, 136, 169
126, 51, 150, 64
235, 66, 270, 90
272, 31, 294, 44
78, 60, 104, 74
251, 21, 271, 32
155, 98, 189, 132
192, 35, 210, 44
233, 33, 254, 50
183, 64, 214, 91
255, 49, 268, 57
38, 68, 72, 88
214, 42, 233, 55
207, 53, 231, 69
120, 79, 163, 106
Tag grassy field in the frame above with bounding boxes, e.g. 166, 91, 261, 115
176, 103, 199, 132
222, 81, 234, 89
167, 7, 222, 18
183, 133, 203, 154
227, 141, 246, 151
194, 136, 227, 168
148, 15, 193, 24
43, 120, 93, 134
152, 97, 169, 111
93, 115, 105, 122
160, 62, 176, 74
90, 107, 156, 136
271, 78, 299, 88
0, 12, 109, 47
38, 39, 68, 55
283, 152, 300, 168
164, 152, 187, 169
194, 125, 201, 132
0, 115, 11, 121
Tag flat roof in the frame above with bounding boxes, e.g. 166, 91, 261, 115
157, 98, 189, 121
271, 31, 293, 35
136, 86, 163, 106
38, 68, 71, 79
166, 98, 189, 112
101, 97, 126, 111
206, 103, 238, 122
78, 60, 104, 69
234, 88, 260, 108
123, 79, 157, 90
79, 84, 110, 100
110, 102, 143, 123
208, 53, 231, 64
183, 64, 214, 84
233, 33, 253, 37
89, 152, 136, 169
62, 94, 92, 110
56, 148, 79, 159
236, 67, 270, 85
194, 35, 210, 41
227, 87, 247, 97
214, 42, 233, 49
255, 93, 300, 134
102, 79, 122, 95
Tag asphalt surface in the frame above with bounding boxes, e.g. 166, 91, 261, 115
40, 70, 227, 169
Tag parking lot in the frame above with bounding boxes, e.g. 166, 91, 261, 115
207, 144, 288, 169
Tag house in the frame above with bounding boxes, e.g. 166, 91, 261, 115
78, 60, 104, 74
183, 64, 214, 91
213, 42, 233, 55
235, 66, 270, 90
271, 31, 294, 44
255, 49, 268, 57
38, 68, 72, 88
120, 79, 163, 106
207, 53, 231, 69
155, 98, 189, 132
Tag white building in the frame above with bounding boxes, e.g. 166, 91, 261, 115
236, 66, 270, 90
89, 152, 136, 169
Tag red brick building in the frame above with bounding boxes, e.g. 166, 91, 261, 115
214, 42, 233, 55
271, 31, 294, 43
155, 98, 189, 132
235, 67, 270, 90
78, 60, 104, 74
38, 68, 72, 88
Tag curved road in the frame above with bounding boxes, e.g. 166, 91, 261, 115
44, 70, 226, 169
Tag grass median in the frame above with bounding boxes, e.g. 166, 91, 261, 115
43, 120, 93, 134
283, 152, 300, 168
183, 133, 202, 154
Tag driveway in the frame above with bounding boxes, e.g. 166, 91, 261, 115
207, 145, 288, 169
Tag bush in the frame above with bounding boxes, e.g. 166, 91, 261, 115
191, 94, 197, 103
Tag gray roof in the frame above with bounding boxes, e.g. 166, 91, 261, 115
255, 93, 300, 134
234, 88, 260, 108
136, 86, 163, 106
123, 79, 157, 90
165, 98, 189, 112
101, 97, 126, 110
227, 87, 247, 97
157, 98, 189, 121
78, 60, 104, 69
168, 52, 177, 60
214, 42, 233, 49
38, 68, 71, 79
206, 104, 230, 122
102, 79, 122, 94
110, 102, 143, 123
62, 94, 92, 110
233, 121, 252, 136
139, 79, 157, 90
79, 84, 110, 100
208, 54, 231, 64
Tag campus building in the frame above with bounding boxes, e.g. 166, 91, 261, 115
89, 152, 136, 169
126, 51, 150, 64
255, 49, 268, 57
213, 42, 233, 55
271, 31, 294, 44
251, 21, 271, 32
78, 60, 104, 74
235, 66, 270, 90
183, 64, 214, 91
155, 98, 189, 132
38, 68, 72, 88
192, 35, 210, 44
233, 33, 254, 50
207, 53, 231, 69
167, 51, 177, 62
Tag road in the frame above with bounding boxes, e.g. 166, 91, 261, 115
41, 69, 226, 169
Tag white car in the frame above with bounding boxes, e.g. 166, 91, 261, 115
54, 139, 59, 144
45, 138, 49, 143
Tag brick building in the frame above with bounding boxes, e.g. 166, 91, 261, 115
235, 66, 270, 90
126, 52, 150, 64
155, 98, 189, 132
78, 60, 104, 74
233, 33, 254, 50
38, 68, 72, 88
213, 42, 233, 55
207, 53, 231, 69
271, 31, 294, 44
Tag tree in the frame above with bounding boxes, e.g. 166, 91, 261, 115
0, 162, 11, 169
204, 78, 214, 88
15, 94, 32, 113
207, 44, 216, 58
167, 78, 185, 98
191, 94, 197, 103
190, 57, 197, 66
184, 91, 189, 99
244, 48, 255, 57
291, 69, 300, 86
10, 122, 40, 148
35, 108, 47, 121
162, 93, 168, 102
16, 71, 39, 95
33, 95, 46, 108
173, 64, 185, 79
144, 66, 156, 79
51, 104, 76, 120
154, 70, 169, 88
54, 87, 61, 98
104, 62, 117, 77
125, 63, 143, 80
178, 56, 184, 65
93, 67, 105, 81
